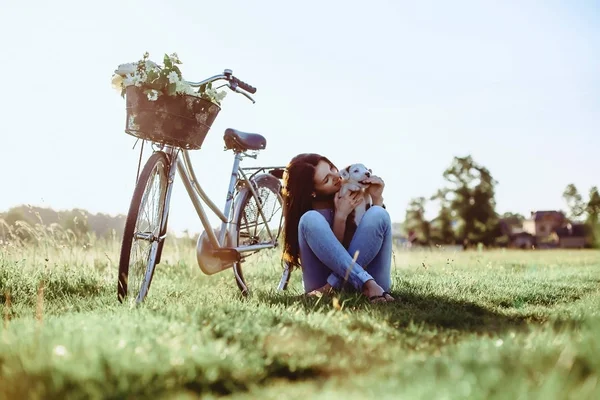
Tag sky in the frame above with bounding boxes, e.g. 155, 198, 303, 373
0, 0, 598, 234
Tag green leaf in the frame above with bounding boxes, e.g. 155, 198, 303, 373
172, 65, 182, 78
163, 53, 172, 69
156, 75, 168, 88
167, 83, 177, 96
146, 69, 159, 83
170, 52, 181, 64
143, 80, 158, 91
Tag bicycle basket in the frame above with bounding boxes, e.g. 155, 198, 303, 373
124, 86, 221, 150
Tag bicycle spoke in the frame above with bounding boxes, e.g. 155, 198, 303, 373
239, 186, 282, 245
233, 176, 285, 294
126, 162, 166, 303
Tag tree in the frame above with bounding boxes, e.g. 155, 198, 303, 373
430, 189, 455, 244
562, 184, 600, 248
500, 212, 525, 224
61, 210, 90, 239
404, 197, 430, 245
562, 184, 585, 219
3, 209, 28, 227
498, 212, 525, 237
442, 155, 499, 246
585, 187, 600, 247
0, 209, 34, 241
585, 186, 600, 226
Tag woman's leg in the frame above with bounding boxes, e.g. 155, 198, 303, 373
298, 232, 333, 293
327, 206, 393, 291
298, 210, 374, 293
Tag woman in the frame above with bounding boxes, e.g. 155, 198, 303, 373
282, 153, 394, 303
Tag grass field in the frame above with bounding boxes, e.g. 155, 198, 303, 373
1, 232, 600, 399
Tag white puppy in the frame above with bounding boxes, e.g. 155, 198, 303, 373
339, 163, 373, 228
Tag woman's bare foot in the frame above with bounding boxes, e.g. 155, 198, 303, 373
306, 283, 334, 297
362, 280, 394, 303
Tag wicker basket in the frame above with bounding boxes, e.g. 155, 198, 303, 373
124, 86, 221, 150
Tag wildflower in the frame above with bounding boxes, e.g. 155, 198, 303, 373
167, 71, 179, 84
175, 80, 196, 95
146, 89, 159, 101
113, 52, 226, 106
169, 52, 181, 63
111, 74, 124, 92
54, 345, 67, 356
115, 63, 137, 76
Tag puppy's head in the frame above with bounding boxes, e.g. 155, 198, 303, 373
340, 163, 372, 188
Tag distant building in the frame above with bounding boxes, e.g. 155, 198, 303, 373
555, 223, 588, 249
519, 211, 587, 249
498, 210, 588, 249
522, 211, 567, 239
499, 215, 533, 249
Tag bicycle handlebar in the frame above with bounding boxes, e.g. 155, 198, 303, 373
186, 69, 257, 101
230, 76, 257, 94
185, 74, 227, 88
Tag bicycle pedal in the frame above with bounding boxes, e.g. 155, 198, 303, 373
211, 248, 241, 263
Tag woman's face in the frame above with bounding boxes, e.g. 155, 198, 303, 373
313, 160, 341, 196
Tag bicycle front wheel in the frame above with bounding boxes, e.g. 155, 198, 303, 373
117, 151, 169, 304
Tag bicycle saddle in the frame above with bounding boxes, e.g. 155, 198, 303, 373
223, 128, 267, 151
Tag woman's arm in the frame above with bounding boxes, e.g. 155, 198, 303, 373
365, 175, 385, 205
333, 190, 362, 243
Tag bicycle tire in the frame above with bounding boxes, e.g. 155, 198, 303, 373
117, 151, 169, 304
232, 173, 284, 295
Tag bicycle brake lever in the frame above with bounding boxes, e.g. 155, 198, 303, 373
237, 88, 256, 104
228, 84, 256, 104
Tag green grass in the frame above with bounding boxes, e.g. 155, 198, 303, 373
1, 232, 600, 399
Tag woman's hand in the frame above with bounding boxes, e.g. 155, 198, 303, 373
365, 175, 385, 205
334, 190, 363, 219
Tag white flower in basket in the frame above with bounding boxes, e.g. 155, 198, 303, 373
111, 52, 226, 105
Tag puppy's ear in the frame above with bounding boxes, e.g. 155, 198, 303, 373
340, 166, 350, 180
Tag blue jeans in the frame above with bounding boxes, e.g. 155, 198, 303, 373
298, 206, 392, 293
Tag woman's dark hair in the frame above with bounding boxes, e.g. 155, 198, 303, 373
282, 153, 336, 268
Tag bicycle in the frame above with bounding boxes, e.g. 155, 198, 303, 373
116, 69, 292, 305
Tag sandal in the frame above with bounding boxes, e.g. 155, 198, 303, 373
369, 291, 394, 303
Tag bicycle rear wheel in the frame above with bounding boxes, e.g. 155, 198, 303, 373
232, 173, 284, 295
117, 151, 169, 304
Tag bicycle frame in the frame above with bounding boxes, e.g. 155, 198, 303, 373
119, 68, 294, 302
156, 144, 283, 255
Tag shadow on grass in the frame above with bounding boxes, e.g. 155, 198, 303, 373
378, 290, 534, 333
255, 289, 580, 336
